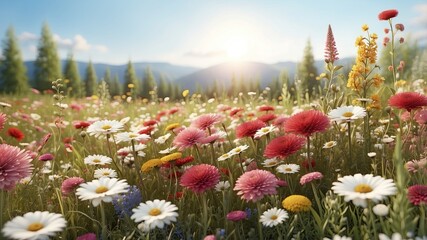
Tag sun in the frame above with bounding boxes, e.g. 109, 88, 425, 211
225, 36, 248, 60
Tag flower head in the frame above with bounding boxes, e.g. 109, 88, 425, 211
84, 154, 112, 165
180, 164, 220, 193
76, 177, 130, 207
61, 177, 85, 196
331, 173, 397, 207
284, 110, 330, 137
173, 127, 206, 150
236, 120, 266, 138
113, 185, 142, 218
190, 114, 223, 130
300, 172, 324, 185
0, 113, 7, 131
141, 158, 163, 172
276, 164, 300, 174
378, 9, 398, 20
325, 24, 339, 63
259, 207, 289, 227
407, 185, 427, 206
282, 195, 312, 212
7, 127, 25, 141
76, 233, 97, 240
264, 134, 306, 159
131, 199, 178, 231
388, 92, 427, 112
0, 144, 32, 190
234, 169, 279, 202
226, 210, 247, 221
86, 120, 123, 137
94, 168, 118, 179
328, 106, 366, 122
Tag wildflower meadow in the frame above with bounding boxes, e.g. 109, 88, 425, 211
1, 7, 427, 240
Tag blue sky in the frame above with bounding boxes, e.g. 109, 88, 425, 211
0, 1, 426, 68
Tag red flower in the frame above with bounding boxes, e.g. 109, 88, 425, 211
180, 164, 220, 193
388, 92, 427, 112
257, 113, 277, 123
407, 185, 427, 206
378, 9, 398, 20
168, 107, 180, 115
73, 121, 91, 129
284, 110, 330, 137
230, 107, 244, 117
138, 126, 155, 135
175, 156, 194, 167
7, 127, 24, 141
143, 119, 158, 126
258, 105, 275, 112
264, 134, 306, 159
236, 120, 266, 138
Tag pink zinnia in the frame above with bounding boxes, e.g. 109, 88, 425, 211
264, 134, 306, 159
300, 172, 324, 185
180, 164, 220, 193
0, 113, 7, 131
76, 233, 97, 240
190, 114, 223, 130
0, 144, 32, 190
378, 9, 398, 21
407, 185, 427, 206
226, 210, 247, 221
61, 177, 85, 196
236, 120, 266, 138
388, 92, 427, 112
284, 110, 330, 137
234, 169, 279, 202
173, 127, 206, 150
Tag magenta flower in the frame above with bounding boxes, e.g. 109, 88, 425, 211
173, 127, 206, 150
264, 134, 306, 159
234, 169, 279, 202
284, 110, 330, 137
0, 144, 32, 190
180, 164, 220, 193
39, 153, 54, 161
61, 177, 85, 196
226, 210, 247, 221
325, 24, 339, 63
408, 185, 427, 206
300, 172, 324, 185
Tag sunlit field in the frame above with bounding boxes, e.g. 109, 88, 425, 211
1, 7, 427, 240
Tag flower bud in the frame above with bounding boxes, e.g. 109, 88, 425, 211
395, 23, 404, 31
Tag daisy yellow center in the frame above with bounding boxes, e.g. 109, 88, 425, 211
270, 215, 278, 220
235, 148, 241, 152
95, 186, 109, 193
285, 168, 292, 172
342, 112, 354, 118
27, 222, 44, 231
129, 133, 138, 138
102, 172, 110, 176
93, 159, 101, 163
102, 125, 112, 130
268, 162, 276, 166
354, 184, 373, 193
149, 208, 162, 216
325, 142, 334, 147
262, 128, 269, 133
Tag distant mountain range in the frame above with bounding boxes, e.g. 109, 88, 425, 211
24, 57, 355, 91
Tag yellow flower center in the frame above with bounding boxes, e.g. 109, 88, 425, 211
102, 172, 110, 176
354, 184, 373, 193
235, 148, 241, 152
285, 168, 292, 172
149, 208, 162, 216
129, 134, 138, 138
325, 142, 334, 147
27, 222, 44, 231
270, 215, 278, 220
95, 186, 109, 194
342, 112, 354, 118
93, 159, 101, 163
102, 125, 112, 130
262, 128, 269, 133
267, 161, 276, 166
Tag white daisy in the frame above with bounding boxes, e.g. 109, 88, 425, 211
115, 132, 150, 143
84, 154, 112, 165
217, 152, 232, 161
117, 144, 147, 157
228, 145, 249, 155
261, 158, 281, 168
76, 178, 129, 207
276, 164, 300, 174
159, 146, 177, 154
372, 204, 389, 217
2, 211, 66, 240
254, 126, 277, 138
94, 168, 118, 179
328, 106, 366, 122
86, 120, 124, 137
367, 152, 377, 158
331, 173, 397, 208
323, 141, 337, 149
259, 207, 289, 227
131, 199, 178, 231
154, 133, 172, 144
323, 236, 352, 240
215, 181, 231, 192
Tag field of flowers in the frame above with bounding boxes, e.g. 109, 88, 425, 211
1, 9, 427, 240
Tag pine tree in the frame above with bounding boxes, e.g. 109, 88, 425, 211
0, 26, 29, 94
298, 39, 319, 96
140, 66, 156, 98
84, 60, 97, 96
63, 54, 81, 97
123, 60, 138, 99
157, 74, 169, 98
110, 74, 122, 97
103, 67, 112, 96
34, 23, 61, 92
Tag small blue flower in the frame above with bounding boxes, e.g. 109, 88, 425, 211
112, 185, 142, 218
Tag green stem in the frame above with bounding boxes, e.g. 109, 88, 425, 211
106, 135, 123, 177
256, 202, 264, 240
201, 194, 209, 237
347, 122, 353, 171
0, 190, 5, 231
388, 19, 397, 87
99, 203, 108, 240
132, 140, 144, 188
311, 183, 323, 216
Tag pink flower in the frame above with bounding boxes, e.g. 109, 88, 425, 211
300, 172, 324, 185
236, 120, 266, 138
76, 233, 97, 240
0, 113, 7, 131
395, 23, 404, 31
0, 144, 32, 190
226, 210, 247, 221
173, 127, 206, 150
38, 153, 54, 161
234, 169, 279, 202
284, 110, 330, 137
388, 92, 427, 112
324, 24, 339, 63
180, 164, 220, 193
190, 114, 223, 130
61, 177, 85, 196
408, 185, 427, 206
204, 235, 216, 240
378, 9, 398, 21
264, 134, 306, 159
415, 109, 427, 124
258, 105, 275, 112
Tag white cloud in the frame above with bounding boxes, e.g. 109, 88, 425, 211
411, 3, 427, 43
19, 32, 38, 41
73, 34, 91, 51
94, 45, 108, 53
53, 34, 73, 49
184, 50, 226, 58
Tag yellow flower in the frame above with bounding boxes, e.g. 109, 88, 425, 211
362, 24, 369, 31
165, 123, 180, 132
282, 195, 312, 212
91, 95, 99, 100
395, 80, 406, 87
141, 159, 163, 172
128, 83, 135, 89
182, 89, 189, 98
160, 152, 182, 163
